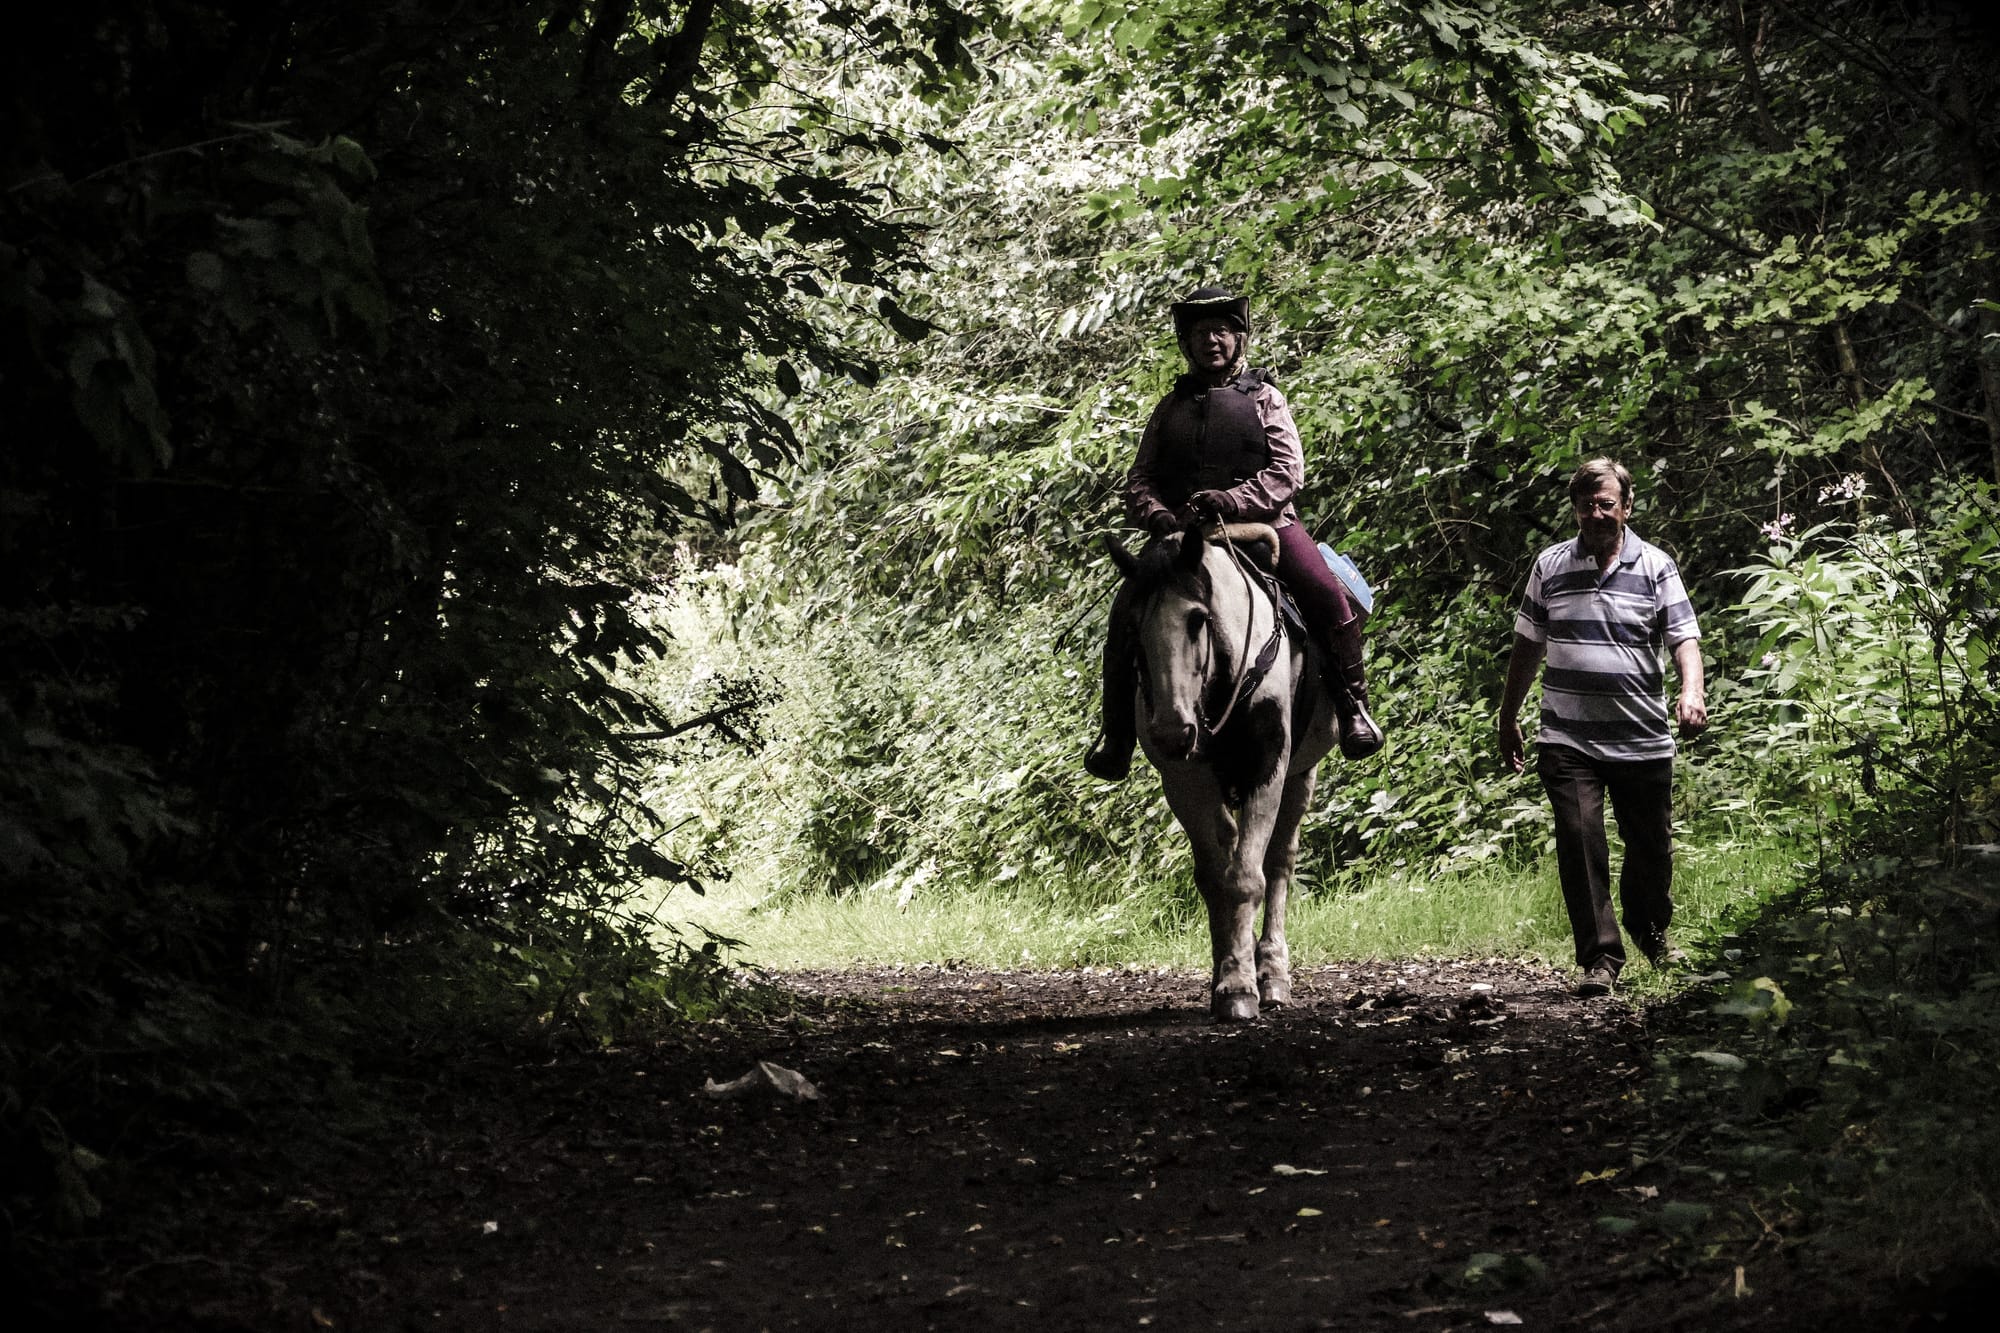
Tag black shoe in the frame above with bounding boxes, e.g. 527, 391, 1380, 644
1644, 943, 1689, 969
1575, 964, 1616, 998
1338, 701, 1385, 761
1084, 738, 1132, 782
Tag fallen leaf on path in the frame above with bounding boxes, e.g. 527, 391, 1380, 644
702, 1061, 820, 1103
1452, 1252, 1548, 1289
1658, 1200, 1713, 1234
1690, 1050, 1747, 1071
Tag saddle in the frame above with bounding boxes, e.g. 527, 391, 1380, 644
1210, 520, 1374, 627
1207, 520, 1307, 639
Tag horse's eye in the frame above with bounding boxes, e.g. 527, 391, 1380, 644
1186, 609, 1207, 639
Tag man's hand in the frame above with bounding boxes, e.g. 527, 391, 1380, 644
1497, 715, 1527, 774
1676, 690, 1709, 738
1672, 638, 1708, 739
1496, 633, 1544, 775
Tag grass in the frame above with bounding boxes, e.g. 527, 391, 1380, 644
667, 829, 1803, 987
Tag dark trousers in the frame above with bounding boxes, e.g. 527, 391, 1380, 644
1536, 743, 1675, 974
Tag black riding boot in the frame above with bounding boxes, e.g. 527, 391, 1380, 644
1085, 587, 1138, 782
1322, 630, 1384, 761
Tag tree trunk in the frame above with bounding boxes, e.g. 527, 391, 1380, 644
1945, 64, 2000, 485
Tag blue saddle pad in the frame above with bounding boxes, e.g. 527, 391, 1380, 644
1317, 543, 1374, 615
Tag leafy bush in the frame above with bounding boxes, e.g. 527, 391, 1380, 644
1725, 484, 2000, 850
1638, 485, 2000, 1290
2, 0, 977, 1276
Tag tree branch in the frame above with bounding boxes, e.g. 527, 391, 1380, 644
612, 698, 755, 742
1650, 199, 1768, 259
645, 0, 718, 107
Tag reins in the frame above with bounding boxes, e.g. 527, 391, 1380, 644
1152, 520, 1288, 748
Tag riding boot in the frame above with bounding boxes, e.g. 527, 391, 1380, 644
1322, 624, 1384, 761
1084, 586, 1138, 782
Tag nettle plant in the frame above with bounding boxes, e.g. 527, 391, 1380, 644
1727, 483, 2000, 857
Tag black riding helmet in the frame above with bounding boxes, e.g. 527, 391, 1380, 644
1170, 286, 1250, 341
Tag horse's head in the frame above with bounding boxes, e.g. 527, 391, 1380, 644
1106, 524, 1277, 762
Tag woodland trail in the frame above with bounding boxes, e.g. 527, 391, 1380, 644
82, 962, 1934, 1331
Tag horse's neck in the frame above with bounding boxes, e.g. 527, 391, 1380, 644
1203, 547, 1273, 659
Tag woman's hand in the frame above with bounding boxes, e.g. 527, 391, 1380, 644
1189, 489, 1234, 521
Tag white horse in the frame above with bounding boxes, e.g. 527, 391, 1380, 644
1106, 523, 1336, 1022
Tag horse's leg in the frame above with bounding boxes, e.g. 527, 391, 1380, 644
1196, 807, 1240, 1000
1206, 765, 1290, 1023
1257, 766, 1318, 1008
1156, 767, 1257, 1019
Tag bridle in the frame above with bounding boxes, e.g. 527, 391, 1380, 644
1137, 528, 1287, 755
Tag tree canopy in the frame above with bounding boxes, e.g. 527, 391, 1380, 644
5, 0, 1998, 1285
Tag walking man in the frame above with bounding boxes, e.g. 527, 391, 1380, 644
1497, 459, 1708, 997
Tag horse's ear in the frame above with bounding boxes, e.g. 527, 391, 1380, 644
1178, 523, 1207, 570
1105, 534, 1140, 579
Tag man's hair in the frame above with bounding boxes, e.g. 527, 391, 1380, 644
1568, 457, 1633, 506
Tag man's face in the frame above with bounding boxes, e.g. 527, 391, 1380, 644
1183, 317, 1243, 376
1573, 477, 1631, 552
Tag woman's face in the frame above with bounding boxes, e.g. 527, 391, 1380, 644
1183, 317, 1243, 376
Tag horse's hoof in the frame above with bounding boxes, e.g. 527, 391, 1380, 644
1211, 991, 1261, 1023
1259, 979, 1291, 1008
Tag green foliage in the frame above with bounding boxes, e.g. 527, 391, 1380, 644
1723, 485, 2000, 849
637, 585, 1181, 904
1635, 488, 2000, 1289
1, 0, 989, 1264
678, 0, 1999, 903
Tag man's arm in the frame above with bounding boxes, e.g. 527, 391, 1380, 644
1497, 632, 1545, 774
1672, 637, 1708, 737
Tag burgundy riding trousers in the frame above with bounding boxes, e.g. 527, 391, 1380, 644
1271, 521, 1363, 664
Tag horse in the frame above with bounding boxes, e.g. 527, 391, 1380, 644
1106, 522, 1336, 1022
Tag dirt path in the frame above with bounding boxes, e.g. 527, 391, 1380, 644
87, 961, 1845, 1331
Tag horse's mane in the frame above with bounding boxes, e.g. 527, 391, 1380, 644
1129, 524, 1279, 598
1130, 532, 1203, 594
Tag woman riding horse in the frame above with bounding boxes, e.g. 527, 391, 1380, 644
1086, 286, 1384, 780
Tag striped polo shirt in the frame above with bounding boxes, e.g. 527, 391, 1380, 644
1514, 528, 1700, 761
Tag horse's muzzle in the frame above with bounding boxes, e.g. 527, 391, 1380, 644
1147, 719, 1200, 761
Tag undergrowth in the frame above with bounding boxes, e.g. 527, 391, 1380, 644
1622, 490, 2000, 1305
1635, 853, 2000, 1304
